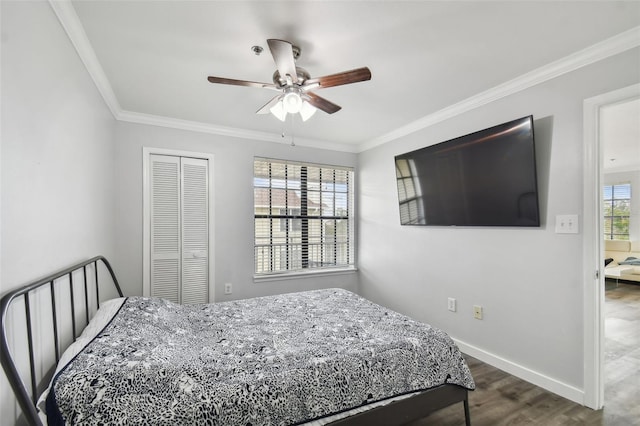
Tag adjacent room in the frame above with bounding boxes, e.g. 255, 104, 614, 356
1, 1, 639, 425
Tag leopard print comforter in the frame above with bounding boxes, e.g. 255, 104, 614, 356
47, 288, 475, 425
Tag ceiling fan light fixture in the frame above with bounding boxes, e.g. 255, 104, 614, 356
283, 90, 303, 113
269, 100, 287, 122
269, 96, 316, 122
299, 100, 317, 122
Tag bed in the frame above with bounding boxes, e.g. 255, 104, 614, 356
1, 256, 474, 425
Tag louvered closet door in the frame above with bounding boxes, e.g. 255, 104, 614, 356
181, 158, 209, 304
150, 154, 209, 304
151, 155, 181, 302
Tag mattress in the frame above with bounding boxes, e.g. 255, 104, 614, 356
42, 288, 474, 425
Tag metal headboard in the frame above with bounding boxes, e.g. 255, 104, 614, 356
0, 256, 123, 425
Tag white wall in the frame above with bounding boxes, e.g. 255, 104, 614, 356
357, 47, 640, 402
1, 1, 117, 423
604, 170, 640, 242
114, 122, 359, 301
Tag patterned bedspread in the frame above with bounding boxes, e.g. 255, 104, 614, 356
47, 289, 475, 425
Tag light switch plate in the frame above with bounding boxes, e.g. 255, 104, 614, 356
555, 214, 579, 234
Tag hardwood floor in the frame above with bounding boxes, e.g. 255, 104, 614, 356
410, 282, 640, 426
603, 281, 640, 425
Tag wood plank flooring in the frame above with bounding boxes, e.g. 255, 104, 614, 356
409, 282, 640, 426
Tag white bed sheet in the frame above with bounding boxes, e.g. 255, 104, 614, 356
37, 298, 127, 415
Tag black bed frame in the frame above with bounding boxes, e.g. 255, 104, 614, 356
1, 256, 470, 426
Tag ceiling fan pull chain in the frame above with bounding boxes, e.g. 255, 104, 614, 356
290, 113, 296, 147
280, 99, 287, 139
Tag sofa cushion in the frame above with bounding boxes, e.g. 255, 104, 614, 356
605, 240, 632, 264
605, 240, 631, 252
603, 240, 640, 282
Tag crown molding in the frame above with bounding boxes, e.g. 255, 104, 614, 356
117, 110, 359, 152
49, 0, 121, 117
48, 0, 355, 152
50, 0, 638, 154
358, 25, 640, 153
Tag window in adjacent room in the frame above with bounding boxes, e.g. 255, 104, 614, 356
603, 182, 631, 240
254, 158, 355, 275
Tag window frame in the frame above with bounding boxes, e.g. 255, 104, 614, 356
603, 182, 631, 240
253, 157, 356, 279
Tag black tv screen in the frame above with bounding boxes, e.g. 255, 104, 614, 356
395, 115, 540, 227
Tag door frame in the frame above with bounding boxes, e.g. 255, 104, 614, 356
142, 147, 216, 302
582, 83, 639, 409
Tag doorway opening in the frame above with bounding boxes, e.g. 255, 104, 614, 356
583, 83, 639, 409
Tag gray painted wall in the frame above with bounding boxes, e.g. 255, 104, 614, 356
114, 122, 359, 301
2, 0, 639, 422
1, 1, 117, 422
357, 48, 640, 400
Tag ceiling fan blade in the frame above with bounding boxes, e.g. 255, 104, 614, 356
207, 76, 277, 90
306, 92, 342, 114
304, 67, 371, 89
267, 39, 298, 84
256, 95, 283, 114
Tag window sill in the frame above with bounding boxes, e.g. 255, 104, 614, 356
254, 267, 358, 283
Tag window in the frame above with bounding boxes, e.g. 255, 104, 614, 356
279, 208, 301, 231
603, 183, 631, 240
254, 158, 355, 275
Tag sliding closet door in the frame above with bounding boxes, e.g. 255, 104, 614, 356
150, 154, 209, 304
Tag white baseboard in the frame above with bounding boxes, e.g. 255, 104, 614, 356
453, 338, 585, 406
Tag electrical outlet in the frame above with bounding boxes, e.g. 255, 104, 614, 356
224, 283, 232, 295
447, 298, 457, 312
473, 305, 483, 320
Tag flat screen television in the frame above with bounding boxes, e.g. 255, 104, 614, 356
394, 115, 540, 227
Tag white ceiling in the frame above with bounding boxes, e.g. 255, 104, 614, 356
602, 98, 640, 173
59, 1, 640, 152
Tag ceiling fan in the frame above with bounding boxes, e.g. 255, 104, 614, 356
207, 39, 371, 122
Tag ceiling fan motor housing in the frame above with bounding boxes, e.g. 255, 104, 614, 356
273, 67, 310, 87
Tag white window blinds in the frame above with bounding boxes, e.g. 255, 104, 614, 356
603, 183, 631, 240
254, 158, 355, 275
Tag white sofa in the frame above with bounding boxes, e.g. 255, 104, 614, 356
604, 240, 640, 283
